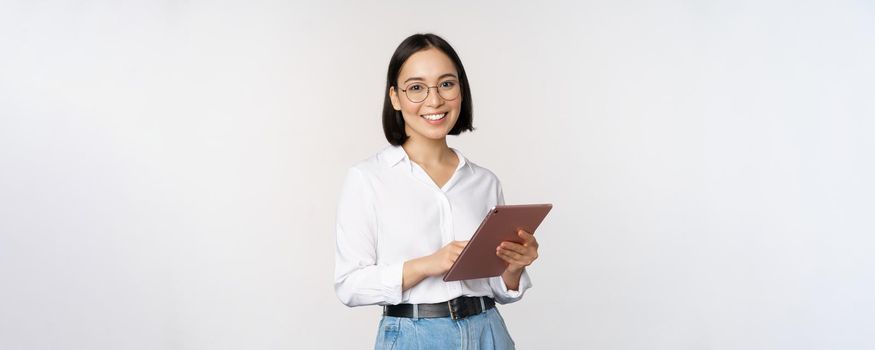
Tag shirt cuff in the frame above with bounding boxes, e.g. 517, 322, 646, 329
491, 269, 533, 303
380, 261, 404, 305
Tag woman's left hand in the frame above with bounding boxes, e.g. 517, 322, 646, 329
496, 229, 539, 273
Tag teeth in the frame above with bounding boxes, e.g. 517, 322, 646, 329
422, 113, 446, 121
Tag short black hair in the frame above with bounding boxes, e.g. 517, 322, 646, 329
382, 33, 474, 146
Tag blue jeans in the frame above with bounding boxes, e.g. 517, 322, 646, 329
374, 307, 516, 350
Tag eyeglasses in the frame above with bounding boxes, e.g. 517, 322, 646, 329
399, 80, 461, 103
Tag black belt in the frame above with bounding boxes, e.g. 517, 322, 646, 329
383, 296, 495, 320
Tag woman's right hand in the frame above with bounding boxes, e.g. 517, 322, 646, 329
402, 240, 469, 291
421, 240, 469, 277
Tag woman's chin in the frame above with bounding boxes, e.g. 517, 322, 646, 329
425, 128, 453, 140
406, 126, 452, 141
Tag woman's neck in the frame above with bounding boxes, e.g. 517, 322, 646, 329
401, 136, 454, 168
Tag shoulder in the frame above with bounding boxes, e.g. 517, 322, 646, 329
461, 153, 502, 188
345, 145, 398, 178
469, 160, 499, 180
339, 147, 392, 199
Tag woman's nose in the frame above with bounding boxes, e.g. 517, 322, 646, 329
424, 87, 445, 107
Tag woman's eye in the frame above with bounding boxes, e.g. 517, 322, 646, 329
440, 81, 457, 88
408, 84, 424, 91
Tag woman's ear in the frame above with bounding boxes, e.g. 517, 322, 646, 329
389, 86, 402, 111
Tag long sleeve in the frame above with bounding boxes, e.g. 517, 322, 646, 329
333, 168, 404, 307
487, 178, 533, 304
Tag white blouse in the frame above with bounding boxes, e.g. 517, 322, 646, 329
334, 145, 532, 307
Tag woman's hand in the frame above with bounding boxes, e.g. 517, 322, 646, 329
497, 229, 539, 274
402, 240, 467, 291
422, 240, 469, 277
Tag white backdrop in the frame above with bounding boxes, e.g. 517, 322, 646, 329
1, 1, 873, 349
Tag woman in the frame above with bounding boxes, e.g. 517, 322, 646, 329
334, 33, 540, 350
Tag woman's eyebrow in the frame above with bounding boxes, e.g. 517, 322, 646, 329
403, 73, 458, 84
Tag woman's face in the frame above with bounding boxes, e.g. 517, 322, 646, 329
389, 48, 462, 143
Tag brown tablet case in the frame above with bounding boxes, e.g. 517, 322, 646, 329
443, 204, 553, 282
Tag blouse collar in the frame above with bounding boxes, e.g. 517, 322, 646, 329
381, 145, 470, 174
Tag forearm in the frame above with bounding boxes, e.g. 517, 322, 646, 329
501, 268, 524, 291
402, 257, 431, 292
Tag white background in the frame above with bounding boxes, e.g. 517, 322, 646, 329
1, 1, 873, 349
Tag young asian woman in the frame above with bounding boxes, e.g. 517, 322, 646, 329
334, 33, 540, 350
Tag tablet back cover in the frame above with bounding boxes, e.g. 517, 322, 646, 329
443, 204, 552, 282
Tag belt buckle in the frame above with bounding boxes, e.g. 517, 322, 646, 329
448, 300, 458, 320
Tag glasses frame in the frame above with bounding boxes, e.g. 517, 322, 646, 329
399, 81, 461, 103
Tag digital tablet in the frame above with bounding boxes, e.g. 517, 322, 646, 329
443, 204, 553, 282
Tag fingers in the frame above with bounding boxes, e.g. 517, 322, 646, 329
451, 246, 464, 258
498, 242, 527, 255
449, 253, 460, 264
447, 241, 468, 262
497, 240, 538, 266
518, 229, 539, 248
497, 247, 524, 260
496, 253, 516, 265
496, 249, 531, 266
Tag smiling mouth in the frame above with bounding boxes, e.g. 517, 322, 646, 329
421, 113, 447, 121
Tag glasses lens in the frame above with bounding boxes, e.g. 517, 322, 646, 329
437, 80, 460, 101
405, 83, 428, 103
